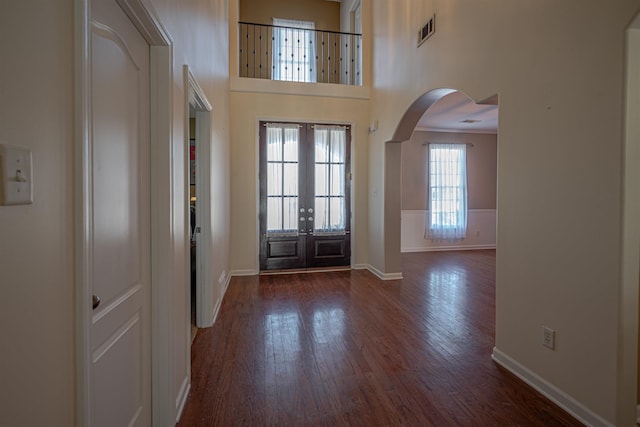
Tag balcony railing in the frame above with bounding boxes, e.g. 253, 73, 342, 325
239, 22, 362, 86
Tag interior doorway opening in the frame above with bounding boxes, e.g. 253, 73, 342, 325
184, 66, 214, 332
399, 90, 498, 254
379, 89, 499, 275
188, 107, 198, 341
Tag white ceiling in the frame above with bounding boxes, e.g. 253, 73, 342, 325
414, 91, 499, 134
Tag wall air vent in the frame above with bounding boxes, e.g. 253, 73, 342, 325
418, 14, 435, 47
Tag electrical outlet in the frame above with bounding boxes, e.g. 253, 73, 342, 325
542, 326, 555, 350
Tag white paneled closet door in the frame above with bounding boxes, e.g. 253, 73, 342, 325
89, 0, 151, 425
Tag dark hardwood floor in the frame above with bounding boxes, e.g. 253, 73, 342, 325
178, 250, 582, 426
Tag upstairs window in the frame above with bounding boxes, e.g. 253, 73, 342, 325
272, 18, 316, 83
427, 144, 468, 241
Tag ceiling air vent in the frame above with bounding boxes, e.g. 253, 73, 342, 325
418, 14, 435, 47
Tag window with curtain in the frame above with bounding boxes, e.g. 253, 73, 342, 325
272, 18, 316, 83
427, 143, 468, 241
314, 125, 346, 234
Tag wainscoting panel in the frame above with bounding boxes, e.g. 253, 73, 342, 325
401, 209, 496, 252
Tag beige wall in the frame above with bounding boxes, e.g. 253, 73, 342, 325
0, 2, 75, 425
401, 131, 497, 211
0, 0, 231, 425
240, 0, 340, 31
369, 0, 639, 424
229, 91, 370, 273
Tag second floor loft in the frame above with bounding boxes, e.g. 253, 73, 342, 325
239, 21, 362, 86
235, 0, 365, 89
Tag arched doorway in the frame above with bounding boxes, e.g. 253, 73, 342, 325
382, 88, 499, 274
399, 90, 498, 253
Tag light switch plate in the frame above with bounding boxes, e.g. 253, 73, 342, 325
0, 144, 33, 205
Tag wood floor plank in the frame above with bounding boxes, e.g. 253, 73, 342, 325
178, 250, 583, 426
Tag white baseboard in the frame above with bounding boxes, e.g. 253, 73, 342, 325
174, 375, 190, 423
361, 263, 403, 280
207, 272, 231, 326
230, 266, 404, 281
229, 269, 259, 277
402, 244, 496, 253
222, 271, 231, 294
209, 296, 222, 326
492, 348, 614, 427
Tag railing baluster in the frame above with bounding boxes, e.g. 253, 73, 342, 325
246, 23, 249, 77
238, 21, 362, 86
321, 32, 325, 83
259, 25, 263, 79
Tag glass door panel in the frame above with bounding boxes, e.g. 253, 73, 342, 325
313, 126, 347, 234
265, 124, 299, 234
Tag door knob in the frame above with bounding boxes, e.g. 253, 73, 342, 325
92, 295, 101, 310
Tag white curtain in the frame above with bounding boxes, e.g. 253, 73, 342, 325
314, 125, 346, 234
272, 18, 316, 82
426, 143, 468, 241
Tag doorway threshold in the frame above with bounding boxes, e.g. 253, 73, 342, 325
259, 266, 352, 276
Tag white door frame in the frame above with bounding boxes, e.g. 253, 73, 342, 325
184, 66, 214, 328
620, 12, 640, 425
74, 0, 175, 425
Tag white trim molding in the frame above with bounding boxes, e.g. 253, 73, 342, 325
149, 43, 174, 427
210, 294, 223, 326
115, 0, 172, 45
401, 209, 496, 253
174, 376, 190, 423
492, 348, 614, 427
184, 65, 215, 330
229, 269, 260, 277
206, 271, 230, 327
352, 264, 403, 281
230, 266, 405, 281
